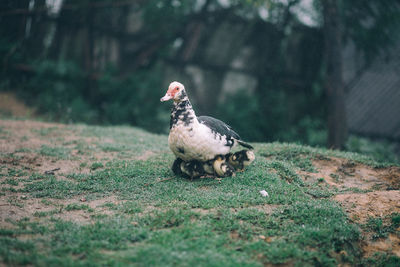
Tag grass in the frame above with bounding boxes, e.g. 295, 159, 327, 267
38, 145, 71, 159
1, 120, 399, 266
90, 162, 103, 170
64, 203, 94, 212
364, 213, 400, 240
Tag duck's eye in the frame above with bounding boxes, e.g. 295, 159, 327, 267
175, 87, 179, 91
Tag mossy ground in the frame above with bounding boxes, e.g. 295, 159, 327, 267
0, 119, 399, 266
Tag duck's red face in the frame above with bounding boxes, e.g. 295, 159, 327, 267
160, 81, 185, 102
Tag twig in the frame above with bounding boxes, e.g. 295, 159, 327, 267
44, 168, 60, 175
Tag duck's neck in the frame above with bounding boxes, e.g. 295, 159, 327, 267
170, 98, 197, 129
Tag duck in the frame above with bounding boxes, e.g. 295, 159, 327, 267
227, 150, 255, 171
171, 158, 184, 176
180, 160, 205, 178
171, 157, 219, 178
213, 155, 235, 177
160, 81, 253, 164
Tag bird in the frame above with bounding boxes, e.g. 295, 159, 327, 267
202, 160, 215, 176
160, 81, 253, 164
213, 155, 235, 177
171, 157, 184, 175
227, 150, 255, 171
180, 160, 205, 178
172, 157, 215, 178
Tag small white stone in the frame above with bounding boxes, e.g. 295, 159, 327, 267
259, 190, 269, 197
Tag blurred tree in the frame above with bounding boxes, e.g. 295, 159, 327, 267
0, 0, 30, 73
1, 0, 399, 147
342, 0, 400, 63
319, 0, 400, 149
322, 0, 347, 149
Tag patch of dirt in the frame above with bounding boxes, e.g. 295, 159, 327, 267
334, 191, 400, 223
362, 233, 400, 258
333, 190, 400, 259
135, 150, 155, 161
244, 204, 280, 214
53, 195, 122, 223
0, 119, 147, 227
0, 120, 62, 153
296, 156, 400, 259
0, 119, 124, 176
2, 152, 84, 176
0, 92, 35, 117
191, 207, 215, 215
191, 204, 279, 216
0, 193, 122, 227
298, 157, 400, 191
230, 230, 240, 240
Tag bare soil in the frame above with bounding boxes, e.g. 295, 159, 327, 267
0, 119, 123, 226
298, 157, 400, 258
0, 92, 35, 118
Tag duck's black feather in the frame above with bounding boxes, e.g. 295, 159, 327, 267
198, 116, 240, 140
198, 116, 254, 150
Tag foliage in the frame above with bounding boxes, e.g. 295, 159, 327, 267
346, 135, 400, 164
216, 87, 327, 146
18, 60, 92, 122
215, 90, 269, 142
343, 0, 400, 62
1, 0, 400, 149
95, 65, 169, 133
17, 60, 169, 133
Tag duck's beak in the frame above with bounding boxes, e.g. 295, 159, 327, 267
160, 93, 172, 102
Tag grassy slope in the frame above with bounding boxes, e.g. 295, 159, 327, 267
0, 120, 399, 266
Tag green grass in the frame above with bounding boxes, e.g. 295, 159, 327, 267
362, 252, 400, 267
64, 203, 94, 212
38, 145, 71, 159
31, 127, 59, 137
364, 213, 400, 240
90, 162, 103, 170
33, 209, 61, 218
1, 122, 399, 266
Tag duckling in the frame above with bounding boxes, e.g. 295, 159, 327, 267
172, 158, 184, 175
213, 155, 235, 177
227, 150, 255, 171
202, 160, 215, 176
180, 160, 205, 178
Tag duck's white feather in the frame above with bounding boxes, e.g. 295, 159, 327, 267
169, 119, 232, 161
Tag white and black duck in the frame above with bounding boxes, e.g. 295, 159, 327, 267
160, 81, 253, 173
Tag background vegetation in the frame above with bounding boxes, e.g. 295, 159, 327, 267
1, 0, 399, 158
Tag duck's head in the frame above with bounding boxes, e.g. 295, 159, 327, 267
244, 150, 255, 163
160, 81, 187, 102
214, 155, 225, 162
230, 150, 255, 164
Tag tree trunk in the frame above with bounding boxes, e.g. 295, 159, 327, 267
26, 0, 47, 57
322, 0, 347, 149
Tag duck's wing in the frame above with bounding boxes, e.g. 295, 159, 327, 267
197, 116, 253, 150
198, 116, 240, 139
